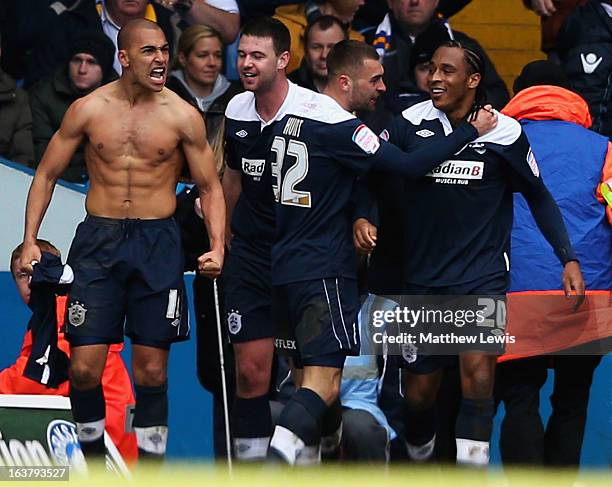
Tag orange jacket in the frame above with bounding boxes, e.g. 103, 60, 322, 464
0, 296, 137, 463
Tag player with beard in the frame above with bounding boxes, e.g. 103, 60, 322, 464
266, 40, 497, 465
19, 19, 225, 463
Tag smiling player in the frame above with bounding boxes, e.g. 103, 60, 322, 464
222, 17, 316, 462
383, 40, 585, 466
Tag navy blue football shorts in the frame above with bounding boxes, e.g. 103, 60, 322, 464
401, 273, 508, 374
65, 215, 188, 349
222, 249, 274, 343
274, 277, 360, 368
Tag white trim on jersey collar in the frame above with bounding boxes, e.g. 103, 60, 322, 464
225, 82, 355, 127
225, 81, 300, 127
283, 90, 356, 125
401, 100, 454, 135
401, 100, 522, 147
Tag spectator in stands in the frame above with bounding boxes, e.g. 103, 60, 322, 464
29, 33, 116, 184
339, 0, 474, 35
288, 15, 348, 92
0, 1, 62, 81
274, 0, 366, 73
167, 24, 241, 172
556, 0, 612, 140
1, 240, 137, 464
523, 0, 587, 62
365, 0, 509, 132
0, 37, 33, 165
497, 59, 611, 467
156, 0, 240, 44
23, 0, 176, 87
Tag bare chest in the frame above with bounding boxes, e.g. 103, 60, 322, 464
87, 109, 181, 165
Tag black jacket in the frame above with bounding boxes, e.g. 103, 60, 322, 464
558, 0, 612, 139
288, 61, 320, 92
24, 252, 71, 389
22, 0, 176, 88
0, 70, 34, 165
29, 68, 88, 182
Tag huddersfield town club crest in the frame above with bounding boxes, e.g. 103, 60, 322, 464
68, 302, 86, 327
227, 311, 242, 335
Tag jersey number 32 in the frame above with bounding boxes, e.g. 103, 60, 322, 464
271, 136, 311, 208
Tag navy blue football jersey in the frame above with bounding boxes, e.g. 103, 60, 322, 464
268, 91, 480, 286
387, 100, 548, 287
224, 83, 303, 261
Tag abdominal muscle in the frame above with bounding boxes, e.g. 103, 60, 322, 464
84, 148, 182, 220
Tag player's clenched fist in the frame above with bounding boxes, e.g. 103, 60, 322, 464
353, 218, 377, 254
197, 248, 224, 278
469, 104, 498, 136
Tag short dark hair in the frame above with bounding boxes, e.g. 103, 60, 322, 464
117, 18, 163, 51
304, 15, 348, 47
327, 40, 379, 79
241, 17, 291, 56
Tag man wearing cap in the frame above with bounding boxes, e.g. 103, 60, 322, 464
29, 33, 116, 183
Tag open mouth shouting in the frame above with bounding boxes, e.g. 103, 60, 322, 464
150, 67, 166, 85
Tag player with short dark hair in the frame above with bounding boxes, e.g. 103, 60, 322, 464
266, 39, 498, 465
241, 16, 291, 56
376, 40, 585, 466
222, 17, 299, 462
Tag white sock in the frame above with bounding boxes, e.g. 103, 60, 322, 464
406, 434, 436, 462
295, 444, 321, 466
456, 438, 489, 467
234, 436, 269, 461
135, 426, 168, 456
269, 425, 305, 465
76, 419, 105, 443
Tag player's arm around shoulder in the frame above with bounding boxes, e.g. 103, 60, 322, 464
175, 97, 226, 278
